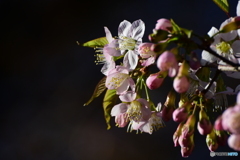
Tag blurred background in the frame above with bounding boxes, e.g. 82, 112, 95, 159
1, 0, 239, 159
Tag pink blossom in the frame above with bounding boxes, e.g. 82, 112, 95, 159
228, 134, 240, 151
221, 106, 240, 133
138, 43, 157, 67
157, 51, 178, 77
106, 66, 135, 94
111, 103, 129, 127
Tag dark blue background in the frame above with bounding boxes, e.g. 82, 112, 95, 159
1, 0, 239, 159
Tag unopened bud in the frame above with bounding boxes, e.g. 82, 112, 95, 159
220, 16, 240, 33
181, 114, 196, 138
173, 122, 184, 147
206, 129, 219, 152
146, 71, 167, 90
215, 130, 228, 146
173, 76, 190, 93
161, 89, 176, 121
155, 18, 172, 31
180, 134, 194, 158
197, 108, 213, 135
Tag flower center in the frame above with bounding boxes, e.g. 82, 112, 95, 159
118, 36, 137, 50
107, 73, 128, 89
127, 101, 142, 121
216, 41, 231, 54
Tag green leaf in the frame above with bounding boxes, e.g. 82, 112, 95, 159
84, 76, 107, 106
78, 37, 108, 48
212, 0, 229, 14
103, 89, 118, 130
196, 67, 211, 82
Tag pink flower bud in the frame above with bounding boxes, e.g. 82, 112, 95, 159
197, 108, 213, 135
173, 123, 184, 147
172, 107, 188, 123
157, 51, 178, 77
206, 130, 219, 152
215, 130, 228, 146
189, 52, 201, 70
155, 18, 172, 31
173, 76, 190, 93
181, 145, 194, 158
181, 115, 196, 138
146, 72, 165, 90
161, 89, 176, 121
197, 119, 213, 135
161, 105, 174, 121
228, 134, 240, 151
214, 116, 224, 130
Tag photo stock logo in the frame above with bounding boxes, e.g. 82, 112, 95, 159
210, 152, 238, 157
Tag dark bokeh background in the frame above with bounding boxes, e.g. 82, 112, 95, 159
1, 0, 239, 159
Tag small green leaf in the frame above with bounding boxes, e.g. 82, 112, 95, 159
84, 76, 107, 106
103, 89, 118, 130
170, 19, 181, 34
196, 67, 211, 82
149, 29, 169, 43
212, 0, 229, 14
78, 37, 108, 48
220, 18, 240, 33
181, 28, 192, 39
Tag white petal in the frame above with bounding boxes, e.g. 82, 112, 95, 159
131, 121, 144, 130
103, 40, 121, 57
101, 59, 115, 76
118, 20, 131, 37
111, 103, 128, 116
104, 27, 114, 43
140, 122, 152, 134
208, 27, 219, 37
220, 30, 238, 41
116, 78, 130, 94
123, 51, 139, 70
128, 77, 136, 91
232, 40, 240, 57
119, 91, 136, 102
129, 19, 145, 40
237, 0, 240, 16
235, 85, 240, 94
224, 71, 240, 79
201, 50, 217, 65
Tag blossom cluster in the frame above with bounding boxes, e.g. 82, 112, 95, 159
81, 1, 240, 157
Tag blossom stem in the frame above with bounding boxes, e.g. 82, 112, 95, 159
202, 69, 221, 94
142, 78, 150, 101
199, 45, 240, 67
